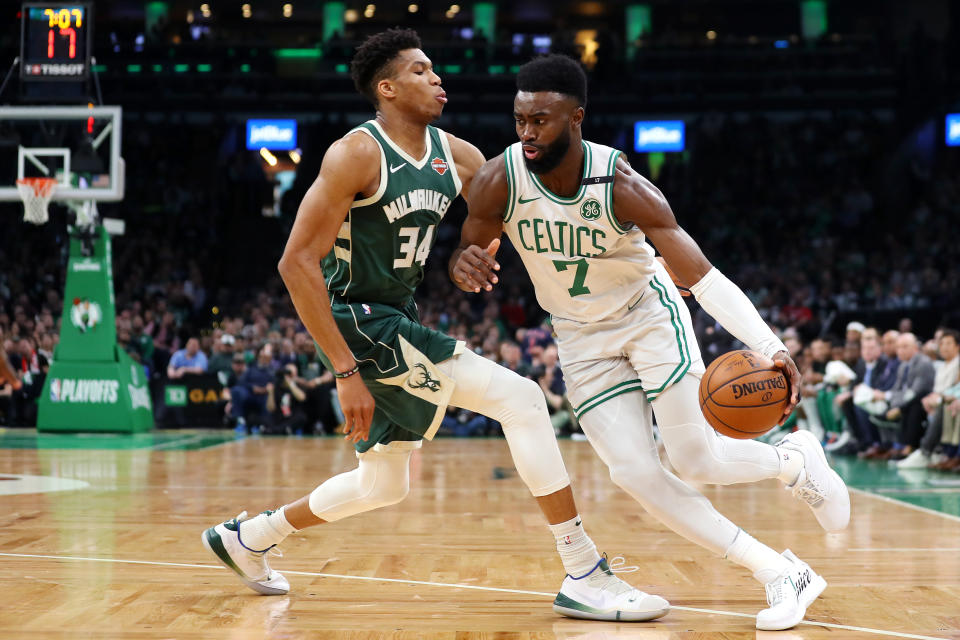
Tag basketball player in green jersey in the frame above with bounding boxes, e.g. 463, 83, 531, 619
451, 54, 850, 631
202, 30, 669, 622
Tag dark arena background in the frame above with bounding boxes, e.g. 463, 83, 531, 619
1, 2, 960, 638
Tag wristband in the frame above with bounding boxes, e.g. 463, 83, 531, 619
334, 364, 360, 379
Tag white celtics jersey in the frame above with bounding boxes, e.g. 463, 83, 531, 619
502, 140, 659, 323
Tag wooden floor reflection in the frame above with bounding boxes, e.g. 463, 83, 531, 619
1, 434, 958, 639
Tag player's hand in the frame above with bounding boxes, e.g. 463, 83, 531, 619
452, 239, 500, 293
656, 256, 691, 297
337, 374, 374, 443
772, 350, 801, 425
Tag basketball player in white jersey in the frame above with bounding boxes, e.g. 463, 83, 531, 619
450, 54, 850, 631
202, 31, 668, 622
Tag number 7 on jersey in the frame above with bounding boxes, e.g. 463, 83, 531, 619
553, 258, 591, 297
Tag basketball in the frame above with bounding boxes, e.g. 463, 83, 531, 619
698, 350, 789, 439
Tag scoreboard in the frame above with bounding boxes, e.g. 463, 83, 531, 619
20, 3, 92, 81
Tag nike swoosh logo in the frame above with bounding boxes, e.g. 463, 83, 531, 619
389, 163, 407, 173
627, 292, 644, 311
518, 196, 540, 204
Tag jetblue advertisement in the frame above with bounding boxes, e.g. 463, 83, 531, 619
246, 119, 298, 150
634, 120, 685, 152
947, 114, 960, 147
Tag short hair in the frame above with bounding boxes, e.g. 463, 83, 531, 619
516, 54, 587, 107
350, 28, 422, 106
941, 328, 960, 344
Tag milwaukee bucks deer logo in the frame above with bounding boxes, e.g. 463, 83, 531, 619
407, 362, 441, 392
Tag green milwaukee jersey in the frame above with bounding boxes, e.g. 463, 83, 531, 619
323, 120, 462, 306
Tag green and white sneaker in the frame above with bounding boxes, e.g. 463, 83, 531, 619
553, 558, 670, 622
202, 511, 290, 595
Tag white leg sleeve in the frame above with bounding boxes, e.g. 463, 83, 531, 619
578, 389, 739, 555
308, 444, 413, 522
438, 349, 570, 497
652, 374, 781, 485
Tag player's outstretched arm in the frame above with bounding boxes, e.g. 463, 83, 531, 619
449, 154, 509, 293
611, 157, 800, 420
278, 132, 379, 442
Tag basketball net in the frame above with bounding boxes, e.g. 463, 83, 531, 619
15, 177, 57, 225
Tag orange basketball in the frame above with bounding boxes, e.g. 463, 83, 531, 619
698, 350, 789, 439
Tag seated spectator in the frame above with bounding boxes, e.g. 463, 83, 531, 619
901, 329, 960, 468
9, 336, 48, 426
498, 340, 531, 378
208, 334, 236, 382
294, 338, 338, 434
934, 376, 960, 470
850, 333, 900, 457
228, 344, 275, 433
265, 363, 308, 435
130, 315, 155, 374
868, 333, 935, 460
167, 337, 208, 379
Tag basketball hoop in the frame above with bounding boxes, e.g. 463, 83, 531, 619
15, 177, 57, 225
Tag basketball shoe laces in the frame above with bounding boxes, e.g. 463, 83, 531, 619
582, 554, 641, 599
791, 471, 826, 508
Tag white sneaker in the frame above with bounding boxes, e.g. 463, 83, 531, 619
553, 557, 670, 621
897, 449, 931, 469
777, 429, 851, 532
202, 511, 290, 595
756, 550, 827, 630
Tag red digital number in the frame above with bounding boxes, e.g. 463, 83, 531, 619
47, 27, 78, 59
61, 27, 76, 58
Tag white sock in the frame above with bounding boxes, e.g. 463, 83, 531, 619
238, 506, 298, 552
547, 515, 602, 577
724, 528, 792, 584
776, 447, 804, 485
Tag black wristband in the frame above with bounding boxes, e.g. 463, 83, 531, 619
334, 364, 360, 379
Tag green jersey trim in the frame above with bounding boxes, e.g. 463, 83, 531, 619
369, 119, 432, 170
605, 150, 629, 235
574, 379, 646, 418
643, 275, 692, 400
529, 141, 592, 205
348, 125, 388, 209
503, 147, 518, 223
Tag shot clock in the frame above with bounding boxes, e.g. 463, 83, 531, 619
20, 3, 92, 81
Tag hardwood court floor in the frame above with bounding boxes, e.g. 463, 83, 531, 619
0, 432, 958, 639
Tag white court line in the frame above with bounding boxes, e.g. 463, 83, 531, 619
849, 486, 960, 525
850, 548, 960, 552
0, 551, 950, 640
148, 434, 206, 451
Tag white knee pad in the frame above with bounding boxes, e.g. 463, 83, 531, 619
439, 349, 570, 497
652, 375, 781, 485
308, 444, 413, 522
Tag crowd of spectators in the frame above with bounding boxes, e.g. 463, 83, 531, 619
2, 29, 960, 460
